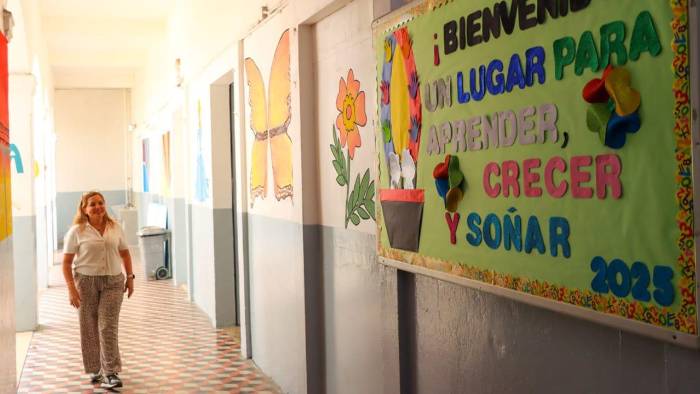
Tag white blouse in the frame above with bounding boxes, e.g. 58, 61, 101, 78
63, 222, 128, 276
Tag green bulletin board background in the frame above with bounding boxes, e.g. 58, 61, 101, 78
374, 0, 697, 340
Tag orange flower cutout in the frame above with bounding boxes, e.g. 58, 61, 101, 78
335, 69, 367, 159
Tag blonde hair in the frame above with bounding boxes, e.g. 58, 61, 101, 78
73, 191, 116, 231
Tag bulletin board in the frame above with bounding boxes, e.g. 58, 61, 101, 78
373, 0, 699, 346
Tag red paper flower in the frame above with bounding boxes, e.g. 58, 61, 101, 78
336, 69, 367, 159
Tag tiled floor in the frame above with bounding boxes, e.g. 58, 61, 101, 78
17, 250, 280, 393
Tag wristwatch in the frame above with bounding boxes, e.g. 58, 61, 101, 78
126, 273, 136, 280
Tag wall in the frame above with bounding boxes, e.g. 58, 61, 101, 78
7, 0, 55, 296
0, 233, 14, 393
7, 0, 56, 338
54, 89, 127, 241
310, 0, 386, 392
128, 0, 269, 312
0, 42, 15, 394
240, 10, 309, 393
233, 2, 398, 392
0, 0, 15, 391
389, 273, 699, 394
10, 74, 37, 331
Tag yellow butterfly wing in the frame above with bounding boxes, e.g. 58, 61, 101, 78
244, 57, 269, 202
267, 29, 293, 201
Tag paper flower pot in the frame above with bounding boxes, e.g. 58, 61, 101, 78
379, 189, 424, 252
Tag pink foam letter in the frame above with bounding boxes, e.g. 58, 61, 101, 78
483, 162, 501, 197
445, 212, 461, 245
596, 154, 622, 199
523, 158, 542, 197
544, 156, 567, 198
502, 160, 521, 197
571, 155, 593, 199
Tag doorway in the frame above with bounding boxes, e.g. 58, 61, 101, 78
228, 82, 240, 326
207, 73, 241, 331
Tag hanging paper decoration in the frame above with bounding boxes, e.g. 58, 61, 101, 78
583, 65, 641, 149
379, 26, 424, 252
433, 155, 466, 213
380, 27, 422, 189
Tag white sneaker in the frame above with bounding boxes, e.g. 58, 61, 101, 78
101, 373, 123, 389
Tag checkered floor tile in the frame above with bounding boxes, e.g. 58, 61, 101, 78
17, 253, 280, 393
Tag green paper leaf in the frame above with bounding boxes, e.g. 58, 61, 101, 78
336, 174, 346, 186
350, 213, 361, 225
448, 156, 464, 189
586, 103, 611, 144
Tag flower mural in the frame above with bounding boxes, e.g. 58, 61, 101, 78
330, 69, 375, 228
335, 69, 367, 159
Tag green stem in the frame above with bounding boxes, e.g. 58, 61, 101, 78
345, 149, 351, 228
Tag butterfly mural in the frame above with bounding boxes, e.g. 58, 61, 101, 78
245, 29, 293, 206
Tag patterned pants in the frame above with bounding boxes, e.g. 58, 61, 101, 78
75, 272, 124, 374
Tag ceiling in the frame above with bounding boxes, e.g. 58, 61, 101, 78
39, 0, 176, 88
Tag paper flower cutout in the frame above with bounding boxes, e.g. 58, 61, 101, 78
582, 65, 613, 103
605, 67, 640, 116
433, 155, 465, 212
582, 65, 641, 149
336, 69, 367, 159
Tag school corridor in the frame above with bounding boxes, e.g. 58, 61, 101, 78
3, 0, 700, 394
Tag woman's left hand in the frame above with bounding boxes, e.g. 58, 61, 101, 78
124, 278, 134, 298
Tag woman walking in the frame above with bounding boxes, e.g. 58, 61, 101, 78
62, 191, 135, 389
